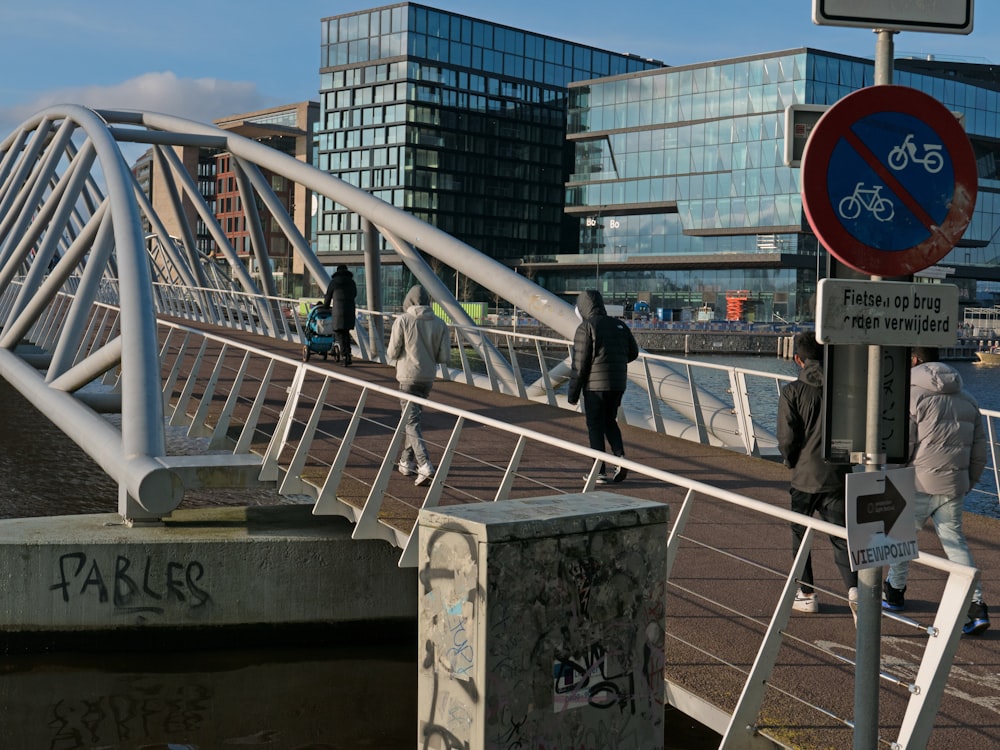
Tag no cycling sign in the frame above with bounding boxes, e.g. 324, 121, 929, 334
801, 85, 977, 277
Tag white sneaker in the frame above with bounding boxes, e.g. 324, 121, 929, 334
848, 587, 859, 626
793, 588, 819, 613
414, 464, 434, 486
398, 459, 417, 477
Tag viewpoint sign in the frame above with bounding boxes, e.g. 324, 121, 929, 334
846, 468, 918, 572
813, 0, 974, 35
816, 278, 960, 347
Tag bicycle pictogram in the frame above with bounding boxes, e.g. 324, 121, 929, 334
838, 182, 894, 222
887, 134, 944, 174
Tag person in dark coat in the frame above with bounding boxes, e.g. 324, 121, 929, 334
777, 332, 857, 617
323, 265, 357, 366
567, 289, 639, 483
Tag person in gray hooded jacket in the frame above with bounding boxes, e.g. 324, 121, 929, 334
777, 332, 856, 615
567, 289, 639, 483
883, 347, 989, 635
387, 285, 451, 486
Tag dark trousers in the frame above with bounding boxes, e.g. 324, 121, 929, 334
336, 329, 352, 361
582, 389, 625, 469
790, 488, 857, 594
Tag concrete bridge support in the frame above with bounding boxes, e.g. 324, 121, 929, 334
417, 492, 669, 749
0, 504, 416, 645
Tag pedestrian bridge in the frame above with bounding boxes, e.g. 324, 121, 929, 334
1, 105, 998, 749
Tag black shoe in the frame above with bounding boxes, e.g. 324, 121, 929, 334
882, 580, 906, 612
612, 465, 628, 483
964, 600, 990, 636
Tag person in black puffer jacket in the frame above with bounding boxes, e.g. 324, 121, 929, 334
777, 332, 856, 616
567, 289, 639, 484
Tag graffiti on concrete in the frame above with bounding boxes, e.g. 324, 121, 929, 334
419, 525, 480, 749
418, 501, 668, 749
50, 551, 211, 616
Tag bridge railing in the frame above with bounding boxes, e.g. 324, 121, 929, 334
140, 311, 977, 750
147, 281, 787, 456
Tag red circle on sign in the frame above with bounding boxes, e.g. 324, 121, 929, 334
801, 85, 977, 276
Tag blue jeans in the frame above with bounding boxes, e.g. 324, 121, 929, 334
398, 381, 433, 468
887, 492, 982, 602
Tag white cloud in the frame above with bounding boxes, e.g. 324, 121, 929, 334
0, 71, 279, 139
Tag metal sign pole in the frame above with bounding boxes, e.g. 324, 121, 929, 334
853, 27, 896, 750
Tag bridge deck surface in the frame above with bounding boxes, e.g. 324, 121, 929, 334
166, 321, 1000, 749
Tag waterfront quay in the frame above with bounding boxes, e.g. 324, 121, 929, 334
4, 319, 999, 749
499, 321, 985, 359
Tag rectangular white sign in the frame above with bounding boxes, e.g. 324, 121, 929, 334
816, 279, 959, 347
846, 468, 918, 572
813, 0, 974, 34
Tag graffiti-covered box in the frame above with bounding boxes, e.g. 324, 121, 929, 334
417, 491, 669, 750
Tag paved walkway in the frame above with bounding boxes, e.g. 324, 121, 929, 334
165, 319, 1000, 749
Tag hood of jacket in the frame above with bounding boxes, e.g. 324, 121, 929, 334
575, 289, 606, 319
911, 361, 962, 395
403, 285, 430, 310
798, 359, 824, 388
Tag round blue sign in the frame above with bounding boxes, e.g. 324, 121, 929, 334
802, 85, 977, 276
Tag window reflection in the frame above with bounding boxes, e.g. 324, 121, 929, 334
566, 49, 1000, 317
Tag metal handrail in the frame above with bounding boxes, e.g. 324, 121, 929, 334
146, 280, 789, 455
141, 311, 977, 750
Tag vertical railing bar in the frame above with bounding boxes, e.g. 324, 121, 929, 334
685, 362, 710, 445
494, 433, 526, 502
352, 401, 412, 544
279, 376, 332, 497
313, 388, 370, 517
259, 363, 307, 482
234, 359, 276, 455
100, 313, 123, 387
187, 343, 229, 438
534, 339, 557, 406
665, 488, 696, 579
719, 529, 814, 749
642, 356, 666, 434
505, 337, 527, 400
160, 331, 192, 413
208, 349, 252, 451
169, 338, 209, 426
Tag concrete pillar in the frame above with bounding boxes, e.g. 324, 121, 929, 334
417, 491, 669, 750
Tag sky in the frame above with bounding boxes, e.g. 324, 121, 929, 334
1, 0, 997, 139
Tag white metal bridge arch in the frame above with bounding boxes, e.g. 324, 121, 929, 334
0, 104, 748, 522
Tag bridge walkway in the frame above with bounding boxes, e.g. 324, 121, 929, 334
160, 317, 1000, 750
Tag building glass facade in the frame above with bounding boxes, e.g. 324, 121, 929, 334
316, 2, 661, 302
556, 49, 1000, 323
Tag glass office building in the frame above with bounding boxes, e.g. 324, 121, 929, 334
315, 2, 661, 300
554, 50, 1000, 323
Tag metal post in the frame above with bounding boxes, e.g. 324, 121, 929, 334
854, 343, 884, 750
854, 28, 896, 750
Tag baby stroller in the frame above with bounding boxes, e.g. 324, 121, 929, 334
302, 304, 341, 362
